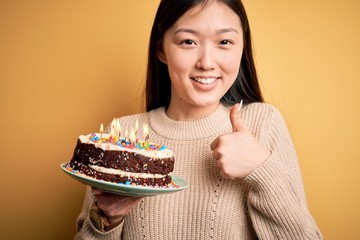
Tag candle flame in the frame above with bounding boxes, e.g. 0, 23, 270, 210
143, 124, 149, 141
116, 118, 121, 137
100, 123, 104, 138
124, 129, 128, 138
100, 123, 104, 133
130, 127, 136, 143
135, 118, 139, 133
110, 118, 116, 135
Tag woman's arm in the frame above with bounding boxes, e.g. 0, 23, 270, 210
244, 106, 323, 239
74, 187, 140, 240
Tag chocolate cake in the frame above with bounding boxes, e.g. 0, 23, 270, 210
69, 133, 175, 186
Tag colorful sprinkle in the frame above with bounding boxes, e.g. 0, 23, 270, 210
88, 133, 168, 151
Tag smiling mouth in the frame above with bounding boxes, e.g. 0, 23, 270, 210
192, 77, 218, 85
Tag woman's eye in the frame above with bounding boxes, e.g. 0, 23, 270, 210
181, 39, 196, 45
219, 40, 232, 45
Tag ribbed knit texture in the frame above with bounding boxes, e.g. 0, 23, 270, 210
74, 103, 322, 240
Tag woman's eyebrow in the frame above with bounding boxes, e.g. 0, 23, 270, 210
174, 28, 199, 35
174, 27, 239, 35
216, 28, 240, 34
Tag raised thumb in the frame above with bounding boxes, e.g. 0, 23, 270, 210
229, 102, 246, 132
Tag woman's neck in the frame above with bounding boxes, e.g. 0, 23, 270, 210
165, 101, 220, 121
149, 103, 231, 141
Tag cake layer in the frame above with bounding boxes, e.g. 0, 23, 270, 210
89, 165, 166, 179
70, 161, 172, 186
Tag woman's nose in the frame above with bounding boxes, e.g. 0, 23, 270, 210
195, 44, 215, 71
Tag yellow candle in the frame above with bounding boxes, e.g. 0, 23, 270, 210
100, 123, 104, 139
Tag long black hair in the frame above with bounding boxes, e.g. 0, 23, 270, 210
145, 0, 264, 111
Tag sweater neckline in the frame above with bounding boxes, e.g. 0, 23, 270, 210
149, 104, 231, 141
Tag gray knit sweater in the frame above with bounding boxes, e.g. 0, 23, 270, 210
74, 103, 322, 239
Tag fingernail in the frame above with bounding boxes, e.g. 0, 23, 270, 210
237, 100, 243, 112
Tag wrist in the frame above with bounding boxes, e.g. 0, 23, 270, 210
90, 203, 124, 232
106, 214, 124, 225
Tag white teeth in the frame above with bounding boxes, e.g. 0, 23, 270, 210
193, 77, 217, 84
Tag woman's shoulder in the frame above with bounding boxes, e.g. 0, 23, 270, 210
117, 111, 149, 125
243, 102, 286, 125
118, 111, 148, 121
244, 102, 281, 115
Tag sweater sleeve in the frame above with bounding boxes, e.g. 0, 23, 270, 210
244, 106, 323, 239
74, 186, 125, 240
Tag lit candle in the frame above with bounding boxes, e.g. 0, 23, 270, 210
116, 118, 121, 138
124, 129, 128, 139
110, 118, 116, 136
100, 123, 104, 139
143, 124, 149, 141
130, 127, 136, 145
134, 118, 139, 136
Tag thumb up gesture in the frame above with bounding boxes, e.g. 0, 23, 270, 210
210, 103, 271, 179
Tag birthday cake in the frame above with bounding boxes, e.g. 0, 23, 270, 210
69, 132, 175, 187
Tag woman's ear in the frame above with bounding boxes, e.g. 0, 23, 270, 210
157, 41, 167, 64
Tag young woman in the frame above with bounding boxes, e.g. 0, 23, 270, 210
74, 0, 322, 239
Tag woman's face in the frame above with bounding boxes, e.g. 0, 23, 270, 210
159, 1, 243, 119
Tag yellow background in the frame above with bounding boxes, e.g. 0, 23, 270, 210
1, 1, 359, 239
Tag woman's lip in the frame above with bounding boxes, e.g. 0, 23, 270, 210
191, 77, 219, 85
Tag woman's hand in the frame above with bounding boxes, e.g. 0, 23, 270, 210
92, 188, 142, 225
210, 103, 271, 179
